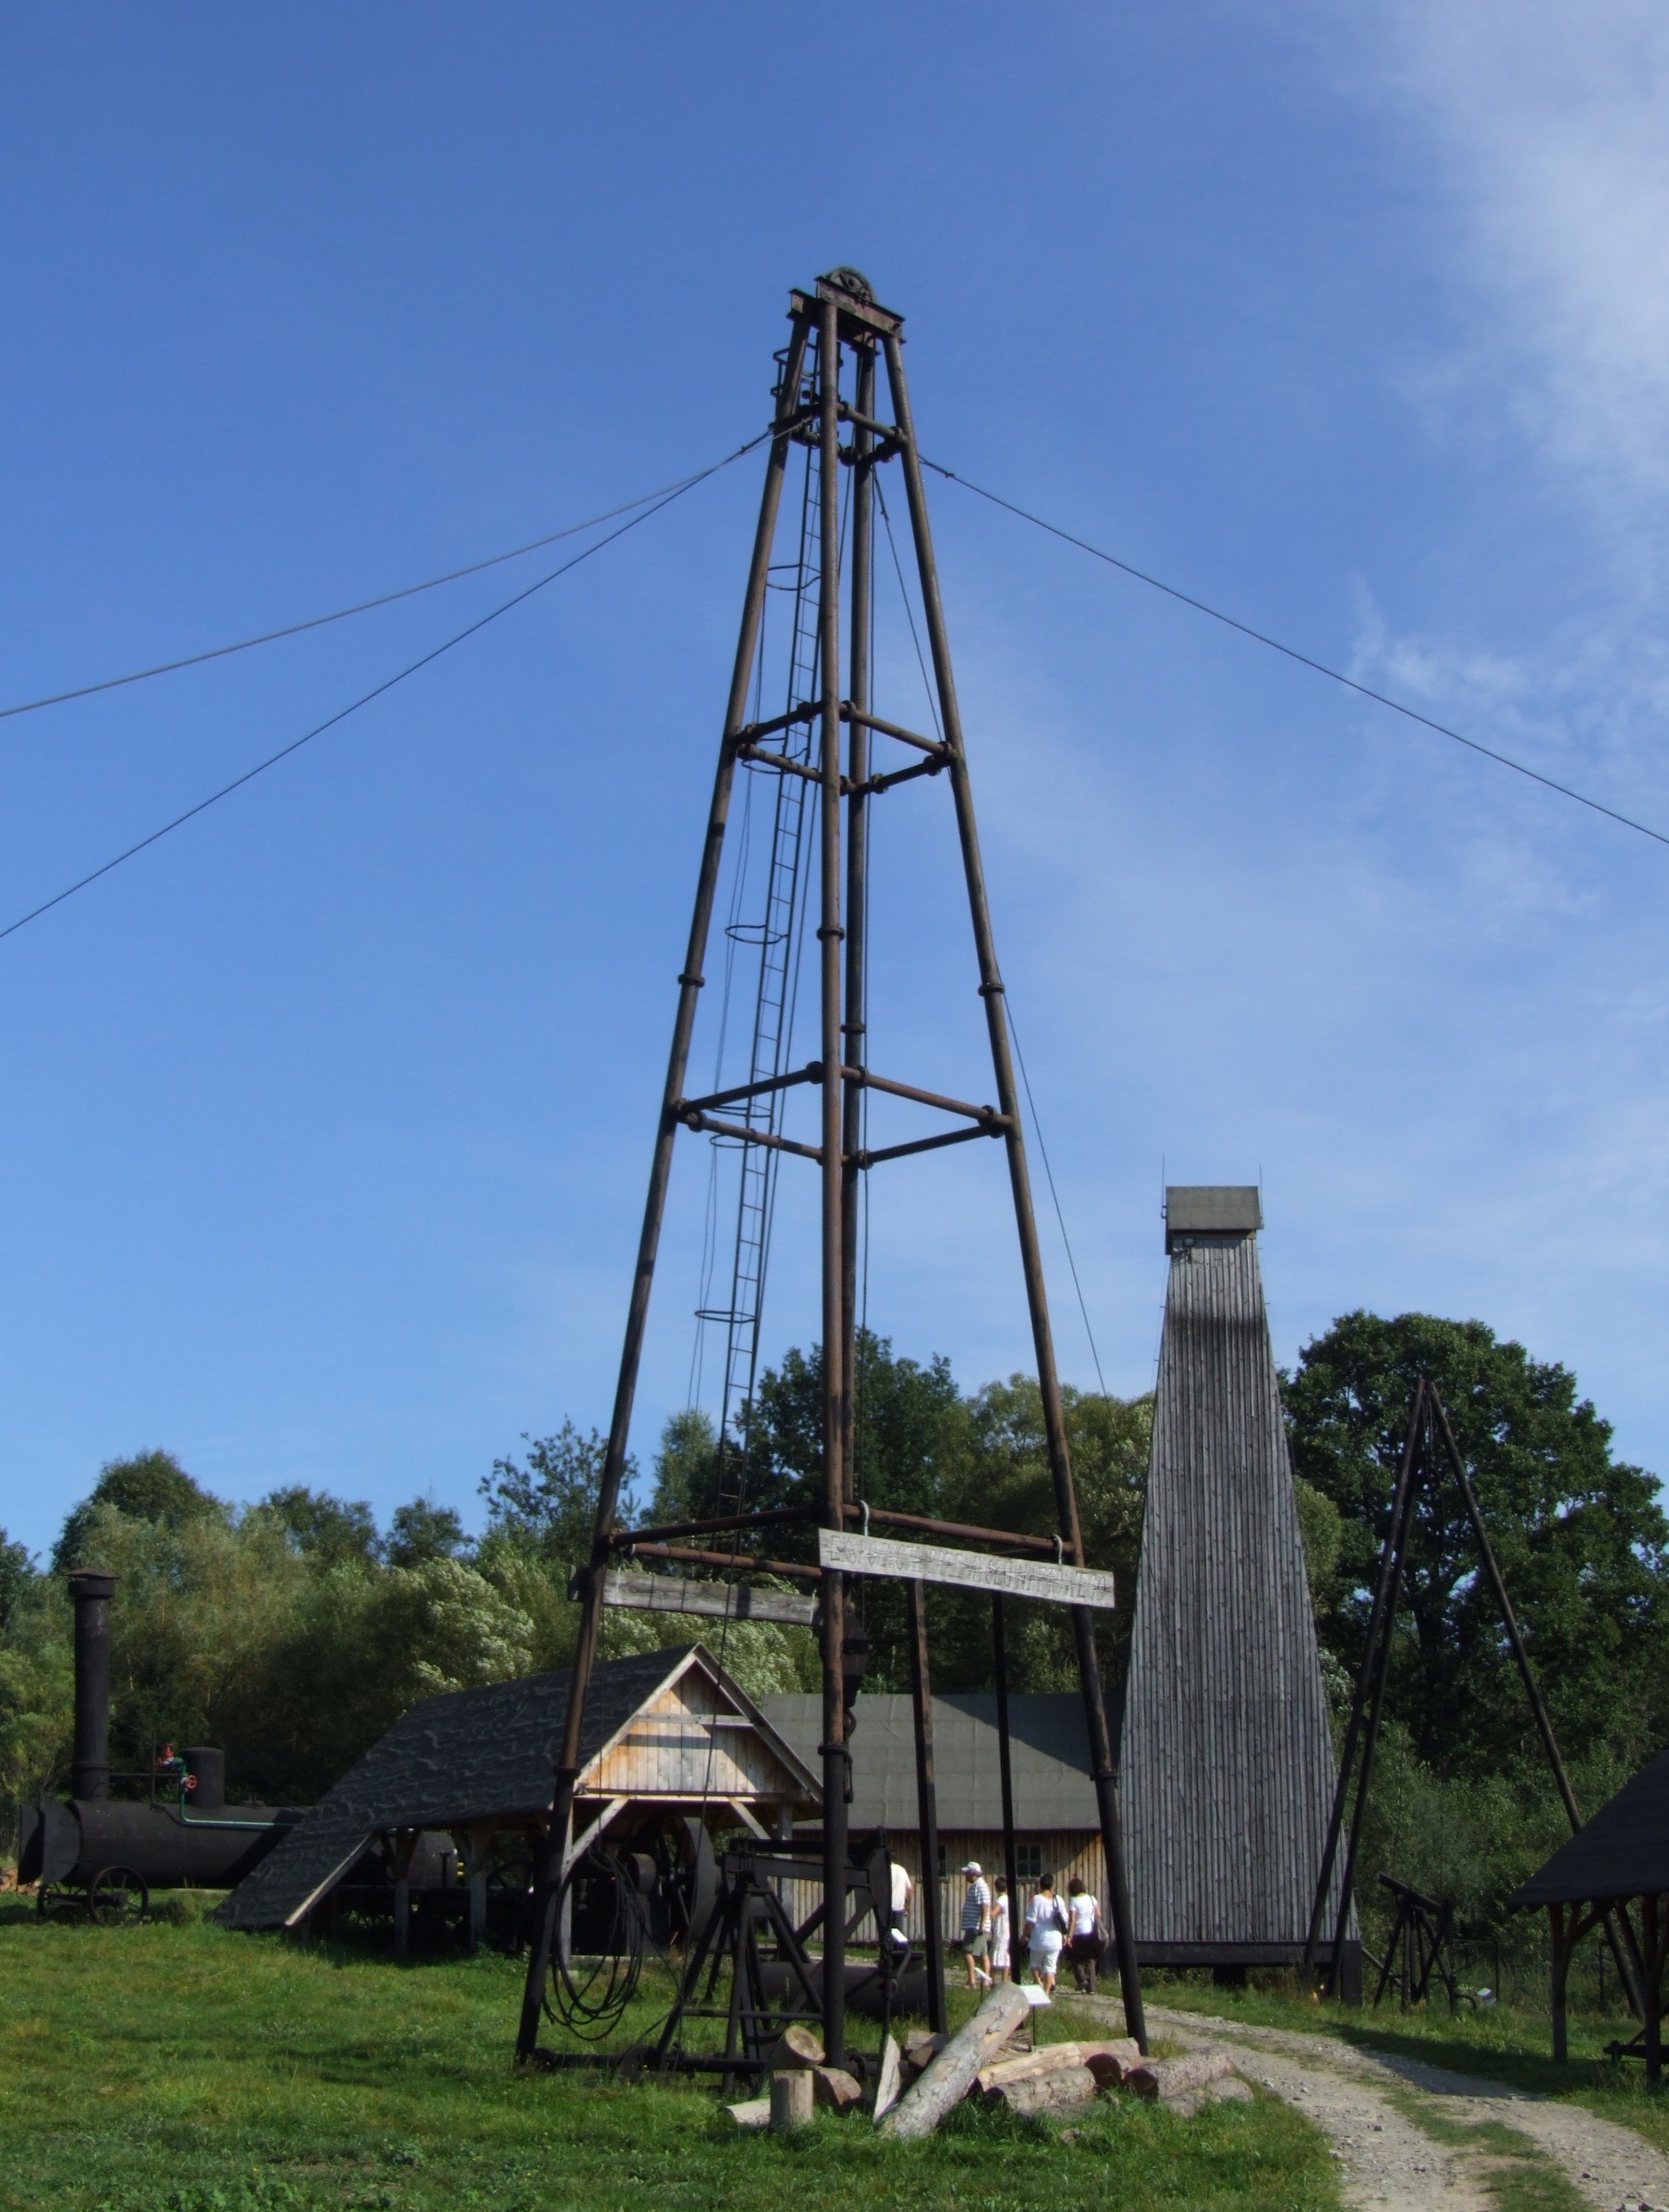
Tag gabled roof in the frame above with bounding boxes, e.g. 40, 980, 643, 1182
1510, 1749, 1669, 1907
761, 1692, 1099, 1830
218, 1643, 817, 1931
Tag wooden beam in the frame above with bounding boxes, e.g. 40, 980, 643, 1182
598, 1567, 817, 1628
817, 1529, 1116, 1610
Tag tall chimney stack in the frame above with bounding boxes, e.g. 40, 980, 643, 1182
68, 1569, 115, 1801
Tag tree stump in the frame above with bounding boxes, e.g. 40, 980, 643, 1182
770, 2070, 816, 2131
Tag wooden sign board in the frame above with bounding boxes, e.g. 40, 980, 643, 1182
598, 1567, 817, 1629
817, 1529, 1116, 1610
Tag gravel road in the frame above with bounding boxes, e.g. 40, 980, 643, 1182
1079, 1999, 1669, 2212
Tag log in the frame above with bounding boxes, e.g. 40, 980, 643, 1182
763, 2025, 825, 2070
898, 2029, 947, 2089
810, 2065, 863, 2112
770, 2069, 816, 2131
725, 2096, 771, 2128
1082, 2040, 1142, 2088
975, 2039, 1138, 2093
879, 1983, 1031, 2138
984, 2065, 1097, 2118
873, 2035, 903, 2121
1121, 2050, 1234, 2104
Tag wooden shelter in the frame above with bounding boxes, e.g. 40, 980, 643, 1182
1510, 1747, 1669, 2077
763, 1691, 1105, 1944
217, 1645, 819, 1946
1119, 1186, 1356, 1985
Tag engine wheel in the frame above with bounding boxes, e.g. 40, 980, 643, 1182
87, 1866, 149, 1926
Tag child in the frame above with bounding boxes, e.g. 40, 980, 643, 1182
989, 1875, 1012, 1981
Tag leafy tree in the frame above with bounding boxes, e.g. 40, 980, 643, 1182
53, 1450, 224, 1572
479, 1422, 634, 1561
258, 1486, 378, 1566
1285, 1311, 1669, 1793
381, 1498, 470, 1568
646, 1409, 723, 1526
0, 1529, 31, 1633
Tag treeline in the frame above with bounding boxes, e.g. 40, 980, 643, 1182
4, 1312, 1666, 1939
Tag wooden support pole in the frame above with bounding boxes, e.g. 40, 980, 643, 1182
393, 1829, 418, 1960
907, 1578, 947, 2034
992, 1595, 1021, 1983
1550, 1903, 1569, 2064
1645, 1892, 1663, 2088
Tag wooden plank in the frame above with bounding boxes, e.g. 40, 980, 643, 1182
599, 1568, 817, 1628
817, 1530, 1115, 1610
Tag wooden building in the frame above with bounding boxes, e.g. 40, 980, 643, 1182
1119, 1186, 1356, 1983
761, 1691, 1104, 1944
217, 1644, 818, 1943
1510, 1747, 1669, 2077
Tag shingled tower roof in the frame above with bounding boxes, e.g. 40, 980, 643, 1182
1119, 1187, 1350, 1963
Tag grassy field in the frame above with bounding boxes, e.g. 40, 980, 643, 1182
0, 1904, 1339, 2212
1152, 1973, 1669, 2157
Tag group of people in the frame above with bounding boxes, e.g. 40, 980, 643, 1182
889, 1855, 1105, 1995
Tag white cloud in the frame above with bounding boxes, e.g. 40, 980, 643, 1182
1367, 1, 1669, 505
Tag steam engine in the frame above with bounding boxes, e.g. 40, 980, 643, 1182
15, 1570, 304, 1917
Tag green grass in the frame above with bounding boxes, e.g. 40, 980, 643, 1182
0, 1908, 1339, 2212
1148, 1975, 1669, 2158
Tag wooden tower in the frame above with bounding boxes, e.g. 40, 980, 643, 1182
1120, 1186, 1357, 1988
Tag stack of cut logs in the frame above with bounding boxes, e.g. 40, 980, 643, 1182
725, 1985, 1247, 2136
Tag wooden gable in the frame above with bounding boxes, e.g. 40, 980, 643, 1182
580, 1648, 817, 1810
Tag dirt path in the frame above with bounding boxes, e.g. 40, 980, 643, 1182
1077, 1999, 1669, 2212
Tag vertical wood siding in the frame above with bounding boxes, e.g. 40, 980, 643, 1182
1121, 1230, 1350, 1947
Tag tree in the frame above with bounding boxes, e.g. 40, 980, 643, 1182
53, 1450, 224, 1572
478, 1422, 633, 1561
381, 1498, 470, 1568
258, 1486, 378, 1566
0, 1529, 31, 1634
1285, 1311, 1669, 1793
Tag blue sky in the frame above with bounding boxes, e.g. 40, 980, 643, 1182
4, 3, 1668, 1559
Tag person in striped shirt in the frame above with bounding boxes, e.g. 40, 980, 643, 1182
959, 1861, 993, 1988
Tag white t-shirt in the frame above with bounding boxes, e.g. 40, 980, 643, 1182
1067, 1891, 1099, 1938
890, 1861, 913, 1913
1027, 1890, 1066, 1950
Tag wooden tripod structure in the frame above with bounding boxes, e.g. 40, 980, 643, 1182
515, 270, 1145, 2068
1304, 1375, 1645, 2015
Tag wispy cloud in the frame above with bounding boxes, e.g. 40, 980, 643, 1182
1361, 1, 1669, 511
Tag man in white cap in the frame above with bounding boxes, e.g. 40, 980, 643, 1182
959, 1860, 993, 1988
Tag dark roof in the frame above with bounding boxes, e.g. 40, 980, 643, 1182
1120, 1218, 1349, 1950
1510, 1750, 1669, 1906
760, 1693, 1099, 1830
1164, 1185, 1261, 1252
217, 1647, 695, 1930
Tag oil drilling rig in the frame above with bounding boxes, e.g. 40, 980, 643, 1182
514, 270, 1145, 2075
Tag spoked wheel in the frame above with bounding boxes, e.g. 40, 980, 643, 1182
87, 1866, 149, 1926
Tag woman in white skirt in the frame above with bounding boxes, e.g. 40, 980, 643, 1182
989, 1876, 1012, 1981
1022, 1872, 1068, 1994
